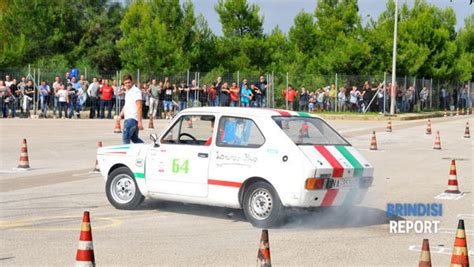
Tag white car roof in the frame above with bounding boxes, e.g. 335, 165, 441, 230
179, 107, 322, 119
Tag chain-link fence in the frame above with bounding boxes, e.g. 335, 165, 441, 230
0, 67, 471, 119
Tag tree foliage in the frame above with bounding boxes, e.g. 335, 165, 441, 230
0, 0, 471, 82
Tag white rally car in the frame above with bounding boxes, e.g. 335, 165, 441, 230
98, 107, 374, 227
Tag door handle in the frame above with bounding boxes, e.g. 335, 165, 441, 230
198, 153, 208, 158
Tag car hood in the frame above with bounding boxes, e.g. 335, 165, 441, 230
298, 145, 374, 178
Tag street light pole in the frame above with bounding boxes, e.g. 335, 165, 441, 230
390, 0, 399, 115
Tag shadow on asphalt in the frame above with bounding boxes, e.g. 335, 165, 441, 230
139, 200, 402, 229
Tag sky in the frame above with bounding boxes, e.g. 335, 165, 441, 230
187, 0, 471, 35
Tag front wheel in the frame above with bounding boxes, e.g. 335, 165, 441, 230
106, 167, 144, 210
243, 181, 285, 228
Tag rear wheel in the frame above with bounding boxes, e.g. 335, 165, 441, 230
106, 167, 144, 209
243, 181, 285, 228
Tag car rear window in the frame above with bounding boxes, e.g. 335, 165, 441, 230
272, 116, 349, 146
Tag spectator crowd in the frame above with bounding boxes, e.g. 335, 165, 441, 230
0, 72, 471, 120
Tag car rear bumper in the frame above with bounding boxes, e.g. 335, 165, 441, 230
298, 187, 369, 207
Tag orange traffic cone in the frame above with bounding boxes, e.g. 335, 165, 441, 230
426, 120, 432, 135
17, 138, 30, 169
444, 109, 448, 117
418, 239, 432, 267
148, 117, 154, 129
92, 142, 102, 173
386, 118, 392, 132
76, 211, 95, 267
445, 160, 461, 194
464, 122, 470, 138
433, 131, 441, 150
113, 119, 122, 133
257, 230, 271, 267
450, 219, 470, 267
370, 131, 378, 150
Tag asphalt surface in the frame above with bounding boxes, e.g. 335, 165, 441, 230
0, 115, 473, 266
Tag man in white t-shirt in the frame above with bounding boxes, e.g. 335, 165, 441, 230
117, 74, 144, 144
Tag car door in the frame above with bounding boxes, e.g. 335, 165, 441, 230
208, 116, 266, 187
146, 114, 215, 198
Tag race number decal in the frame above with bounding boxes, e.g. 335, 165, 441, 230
172, 159, 189, 174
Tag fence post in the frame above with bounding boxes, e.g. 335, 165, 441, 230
271, 71, 275, 108
237, 71, 240, 107
429, 78, 433, 110
383, 72, 387, 114
335, 73, 338, 112
468, 80, 471, 110
137, 69, 140, 84
286, 72, 289, 110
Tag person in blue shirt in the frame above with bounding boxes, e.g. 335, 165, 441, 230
39, 80, 50, 118
240, 80, 253, 107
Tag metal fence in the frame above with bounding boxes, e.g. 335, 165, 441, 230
0, 66, 472, 119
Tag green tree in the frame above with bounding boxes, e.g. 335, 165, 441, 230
117, 0, 188, 74
454, 15, 473, 81
215, 0, 264, 38
71, 3, 124, 72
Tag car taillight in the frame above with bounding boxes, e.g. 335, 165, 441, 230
305, 178, 326, 190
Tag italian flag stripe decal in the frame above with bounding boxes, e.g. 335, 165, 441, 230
335, 146, 364, 177
107, 146, 131, 150
134, 172, 145, 179
314, 145, 344, 178
321, 189, 339, 206
297, 112, 310, 117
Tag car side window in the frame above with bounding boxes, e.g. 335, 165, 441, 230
162, 115, 215, 145
216, 116, 265, 148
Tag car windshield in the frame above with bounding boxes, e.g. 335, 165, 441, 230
272, 116, 349, 146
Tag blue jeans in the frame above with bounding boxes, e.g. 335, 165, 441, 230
10, 96, 17, 117
122, 119, 144, 144
178, 101, 187, 111
40, 96, 49, 116
100, 99, 112, 119
241, 102, 249, 107
59, 102, 67, 118
230, 100, 238, 107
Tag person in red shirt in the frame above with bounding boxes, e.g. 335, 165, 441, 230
229, 81, 240, 107
99, 79, 114, 119
282, 85, 298, 110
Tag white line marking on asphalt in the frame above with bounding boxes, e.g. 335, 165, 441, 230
434, 192, 465, 200
408, 245, 474, 256
438, 228, 474, 236
456, 214, 474, 220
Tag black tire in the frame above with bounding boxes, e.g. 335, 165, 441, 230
106, 166, 144, 210
243, 181, 285, 228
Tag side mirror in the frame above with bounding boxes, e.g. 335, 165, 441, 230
150, 134, 159, 147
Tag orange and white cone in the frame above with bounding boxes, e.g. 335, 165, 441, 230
444, 109, 448, 117
257, 230, 271, 267
386, 118, 392, 132
426, 120, 432, 135
113, 119, 122, 133
445, 160, 461, 194
370, 131, 378, 150
92, 142, 102, 173
464, 122, 470, 138
450, 219, 470, 267
17, 138, 30, 169
76, 211, 95, 267
433, 131, 441, 150
418, 239, 432, 267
